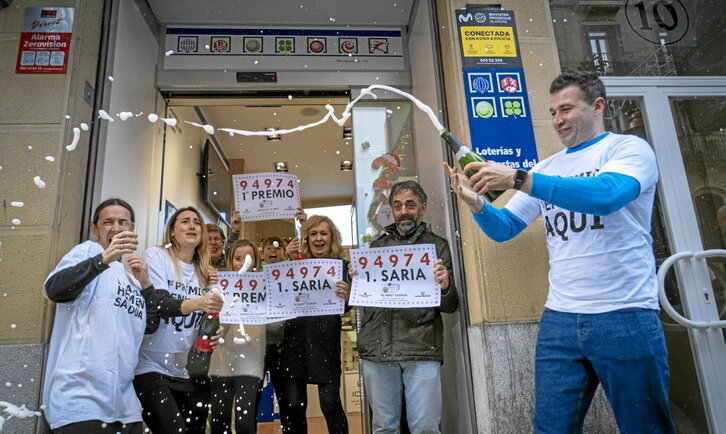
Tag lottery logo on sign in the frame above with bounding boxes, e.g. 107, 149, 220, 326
243, 37, 263, 53
500, 97, 526, 118
178, 36, 198, 53
468, 72, 493, 93
211, 37, 230, 53
497, 73, 521, 93
471, 98, 497, 118
339, 38, 358, 54
307, 38, 326, 53
276, 37, 295, 53
368, 38, 389, 54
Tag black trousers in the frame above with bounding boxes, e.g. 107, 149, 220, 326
277, 377, 348, 434
134, 374, 210, 433
53, 420, 143, 434
209, 375, 262, 434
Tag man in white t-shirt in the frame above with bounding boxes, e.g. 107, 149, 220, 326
445, 70, 674, 433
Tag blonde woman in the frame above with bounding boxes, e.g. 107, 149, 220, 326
134, 207, 223, 433
209, 239, 266, 433
280, 215, 350, 433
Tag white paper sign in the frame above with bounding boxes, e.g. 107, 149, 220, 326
265, 259, 344, 317
349, 244, 440, 308
233, 172, 300, 221
217, 271, 281, 325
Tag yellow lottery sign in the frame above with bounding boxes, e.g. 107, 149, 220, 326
460, 26, 517, 58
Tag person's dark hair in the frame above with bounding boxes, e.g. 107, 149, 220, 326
389, 180, 427, 205
549, 70, 606, 103
261, 236, 285, 249
92, 198, 135, 224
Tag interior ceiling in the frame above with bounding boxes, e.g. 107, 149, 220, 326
146, 0, 416, 26
152, 0, 418, 206
186, 98, 356, 207
153, 0, 418, 207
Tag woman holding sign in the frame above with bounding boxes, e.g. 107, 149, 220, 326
280, 215, 350, 434
209, 239, 266, 434
42, 198, 159, 433
134, 207, 224, 434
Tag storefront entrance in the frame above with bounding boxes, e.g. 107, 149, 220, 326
604, 77, 726, 433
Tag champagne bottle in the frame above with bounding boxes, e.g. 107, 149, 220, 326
186, 312, 220, 378
441, 130, 503, 202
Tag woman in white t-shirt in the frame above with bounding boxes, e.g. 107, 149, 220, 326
134, 206, 223, 434
42, 198, 157, 433
208, 239, 266, 433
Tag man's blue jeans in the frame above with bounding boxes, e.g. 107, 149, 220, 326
361, 359, 442, 434
535, 308, 675, 433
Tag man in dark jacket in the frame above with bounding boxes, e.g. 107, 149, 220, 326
357, 180, 459, 434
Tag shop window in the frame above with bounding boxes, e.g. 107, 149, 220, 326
549, 0, 726, 76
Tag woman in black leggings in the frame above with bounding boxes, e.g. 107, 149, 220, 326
281, 214, 350, 433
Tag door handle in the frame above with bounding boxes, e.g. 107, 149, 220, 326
657, 250, 726, 329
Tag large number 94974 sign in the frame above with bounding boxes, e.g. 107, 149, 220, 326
264, 259, 344, 317
349, 244, 441, 308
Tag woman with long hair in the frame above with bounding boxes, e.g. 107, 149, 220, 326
280, 215, 350, 433
208, 239, 266, 433
134, 206, 224, 433
42, 198, 158, 433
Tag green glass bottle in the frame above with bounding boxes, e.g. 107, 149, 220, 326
441, 130, 503, 202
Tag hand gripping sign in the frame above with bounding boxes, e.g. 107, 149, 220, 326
217, 271, 280, 325
349, 244, 441, 308
265, 259, 344, 317
233, 173, 301, 221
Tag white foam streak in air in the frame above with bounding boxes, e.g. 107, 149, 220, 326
66, 128, 80, 151
98, 110, 114, 122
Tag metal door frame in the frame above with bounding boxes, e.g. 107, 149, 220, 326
604, 76, 726, 432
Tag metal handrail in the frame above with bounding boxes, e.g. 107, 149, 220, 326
657, 250, 726, 329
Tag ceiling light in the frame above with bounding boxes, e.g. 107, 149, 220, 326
265, 127, 281, 141
342, 127, 352, 139
274, 161, 288, 172
340, 160, 353, 171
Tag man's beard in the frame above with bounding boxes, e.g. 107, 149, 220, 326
396, 214, 419, 234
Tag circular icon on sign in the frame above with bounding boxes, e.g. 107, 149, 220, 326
246, 39, 261, 52
624, 0, 689, 45
475, 101, 494, 118
474, 12, 487, 23
472, 76, 489, 93
341, 40, 357, 53
309, 40, 325, 53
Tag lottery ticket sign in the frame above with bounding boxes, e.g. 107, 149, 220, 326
265, 259, 344, 317
233, 173, 300, 221
217, 272, 276, 324
349, 244, 440, 308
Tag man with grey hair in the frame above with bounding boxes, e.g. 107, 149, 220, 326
356, 180, 459, 433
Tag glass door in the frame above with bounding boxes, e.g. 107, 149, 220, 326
604, 77, 726, 433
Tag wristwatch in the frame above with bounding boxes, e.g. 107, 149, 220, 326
512, 169, 528, 190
